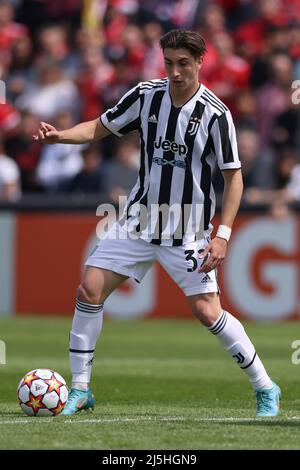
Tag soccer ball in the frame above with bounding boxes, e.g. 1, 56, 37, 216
17, 369, 68, 417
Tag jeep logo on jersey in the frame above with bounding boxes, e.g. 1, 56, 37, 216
154, 136, 187, 156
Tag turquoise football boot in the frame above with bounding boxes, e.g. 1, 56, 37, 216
61, 388, 95, 416
255, 382, 281, 417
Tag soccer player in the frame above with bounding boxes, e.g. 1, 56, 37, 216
33, 30, 281, 417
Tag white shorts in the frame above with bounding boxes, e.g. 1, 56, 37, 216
85, 223, 218, 296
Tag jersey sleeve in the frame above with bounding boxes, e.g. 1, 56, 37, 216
210, 109, 241, 170
100, 84, 141, 137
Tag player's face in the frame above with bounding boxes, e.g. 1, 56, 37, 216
163, 48, 202, 94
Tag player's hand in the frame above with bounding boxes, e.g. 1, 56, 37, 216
198, 237, 227, 273
32, 122, 60, 144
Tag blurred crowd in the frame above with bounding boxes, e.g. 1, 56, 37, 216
0, 0, 299, 212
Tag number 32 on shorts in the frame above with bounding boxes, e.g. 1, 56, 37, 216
184, 249, 207, 272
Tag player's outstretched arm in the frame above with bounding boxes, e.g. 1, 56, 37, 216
32, 118, 110, 144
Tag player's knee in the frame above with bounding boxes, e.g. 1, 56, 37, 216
191, 299, 220, 327
77, 282, 100, 305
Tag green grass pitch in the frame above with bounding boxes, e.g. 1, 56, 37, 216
0, 315, 299, 450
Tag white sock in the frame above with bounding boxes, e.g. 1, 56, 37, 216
208, 310, 273, 391
69, 299, 103, 389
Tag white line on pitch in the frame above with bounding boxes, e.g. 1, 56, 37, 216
0, 416, 299, 425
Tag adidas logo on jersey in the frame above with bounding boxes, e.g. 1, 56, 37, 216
201, 274, 212, 283
148, 114, 158, 123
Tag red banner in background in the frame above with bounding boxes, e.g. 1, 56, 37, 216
14, 212, 300, 321
15, 213, 97, 315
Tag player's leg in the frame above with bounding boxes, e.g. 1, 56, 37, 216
71, 266, 128, 389
157, 240, 280, 417
187, 293, 281, 416
62, 222, 155, 415
62, 267, 128, 415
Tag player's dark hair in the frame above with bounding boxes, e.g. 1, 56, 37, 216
159, 29, 207, 59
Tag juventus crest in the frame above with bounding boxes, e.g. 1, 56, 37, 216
187, 116, 201, 136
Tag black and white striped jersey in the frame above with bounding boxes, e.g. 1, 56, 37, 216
100, 78, 241, 246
